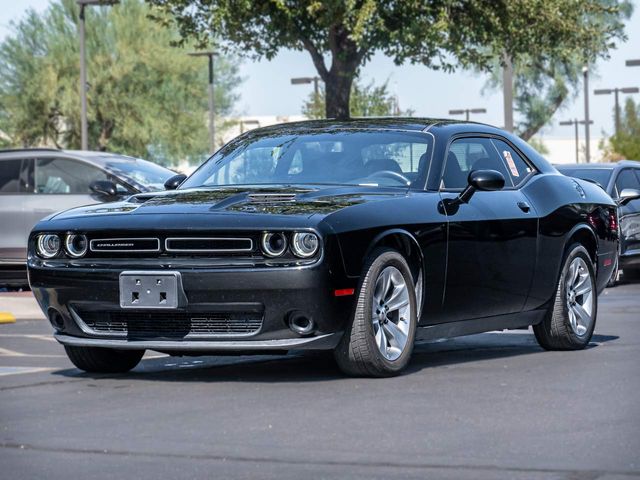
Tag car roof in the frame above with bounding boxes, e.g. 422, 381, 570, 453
0, 148, 149, 166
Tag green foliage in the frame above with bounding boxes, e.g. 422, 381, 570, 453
149, 0, 629, 119
0, 0, 241, 165
608, 98, 640, 160
302, 77, 409, 119
526, 137, 549, 155
482, 1, 632, 140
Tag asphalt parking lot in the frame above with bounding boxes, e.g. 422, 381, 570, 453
1, 285, 639, 480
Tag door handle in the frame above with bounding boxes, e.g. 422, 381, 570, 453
517, 201, 531, 213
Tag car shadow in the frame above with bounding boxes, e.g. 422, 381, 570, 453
51, 330, 620, 383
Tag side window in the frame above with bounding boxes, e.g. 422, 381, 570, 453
442, 137, 514, 190
615, 169, 640, 197
0, 159, 23, 193
490, 139, 534, 185
35, 158, 110, 194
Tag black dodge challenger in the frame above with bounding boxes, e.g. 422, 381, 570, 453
27, 119, 618, 377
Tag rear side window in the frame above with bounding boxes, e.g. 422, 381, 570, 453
35, 158, 110, 194
0, 159, 22, 193
490, 139, 534, 184
615, 169, 640, 197
442, 137, 514, 189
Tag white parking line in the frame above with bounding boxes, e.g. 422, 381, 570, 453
0, 366, 54, 377
0, 334, 57, 342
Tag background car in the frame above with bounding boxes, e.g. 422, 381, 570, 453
0, 148, 175, 288
557, 161, 640, 285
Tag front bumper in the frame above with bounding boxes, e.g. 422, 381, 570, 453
54, 332, 341, 351
28, 257, 355, 352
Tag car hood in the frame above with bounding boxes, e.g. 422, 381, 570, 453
48, 185, 408, 222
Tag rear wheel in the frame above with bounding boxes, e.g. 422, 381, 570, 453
534, 244, 597, 350
334, 248, 417, 377
64, 346, 144, 373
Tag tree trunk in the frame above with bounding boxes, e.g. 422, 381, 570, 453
301, 25, 362, 120
324, 69, 356, 119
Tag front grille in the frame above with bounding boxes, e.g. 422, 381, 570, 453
165, 237, 253, 253
78, 311, 263, 338
89, 237, 160, 253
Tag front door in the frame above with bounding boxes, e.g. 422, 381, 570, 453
438, 136, 538, 323
614, 168, 640, 258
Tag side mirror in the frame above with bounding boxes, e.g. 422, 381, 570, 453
618, 188, 640, 206
458, 169, 505, 203
90, 180, 118, 197
164, 174, 187, 190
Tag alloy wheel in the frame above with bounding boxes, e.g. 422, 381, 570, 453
565, 257, 594, 337
371, 266, 411, 361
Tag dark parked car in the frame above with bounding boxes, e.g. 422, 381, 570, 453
0, 149, 175, 288
557, 161, 640, 284
28, 119, 619, 377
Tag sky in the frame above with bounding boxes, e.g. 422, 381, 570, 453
1, 0, 639, 140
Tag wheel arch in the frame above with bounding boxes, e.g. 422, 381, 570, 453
566, 223, 598, 266
363, 229, 425, 315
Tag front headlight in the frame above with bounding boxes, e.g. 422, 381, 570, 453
291, 232, 319, 258
65, 234, 88, 258
36, 234, 61, 259
261, 232, 288, 257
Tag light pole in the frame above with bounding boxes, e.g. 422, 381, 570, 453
594, 87, 639, 135
626, 59, 640, 67
449, 108, 487, 121
559, 119, 593, 163
291, 76, 322, 113
189, 51, 217, 152
582, 65, 591, 163
77, 0, 119, 151
502, 53, 514, 133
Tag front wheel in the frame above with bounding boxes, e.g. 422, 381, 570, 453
534, 244, 597, 350
64, 346, 145, 373
334, 248, 417, 377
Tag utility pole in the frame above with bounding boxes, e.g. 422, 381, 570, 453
188, 51, 217, 152
449, 108, 487, 122
626, 59, 640, 67
582, 66, 591, 163
594, 87, 639, 135
502, 54, 514, 133
559, 119, 593, 163
291, 76, 322, 114
77, 0, 119, 151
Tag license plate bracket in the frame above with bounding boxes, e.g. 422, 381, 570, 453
119, 271, 181, 309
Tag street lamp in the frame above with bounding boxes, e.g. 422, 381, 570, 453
582, 65, 591, 163
626, 59, 640, 67
559, 119, 593, 164
594, 87, 639, 135
291, 76, 322, 113
77, 0, 119, 151
449, 108, 487, 121
188, 51, 217, 152
239, 119, 260, 134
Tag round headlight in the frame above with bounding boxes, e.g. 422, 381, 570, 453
261, 232, 287, 257
291, 232, 319, 258
36, 234, 61, 259
65, 234, 88, 258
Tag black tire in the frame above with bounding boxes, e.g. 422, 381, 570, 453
64, 346, 144, 373
334, 248, 417, 377
622, 267, 640, 282
533, 244, 597, 350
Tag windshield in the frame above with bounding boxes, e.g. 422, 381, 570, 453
104, 158, 174, 191
559, 168, 612, 189
181, 130, 433, 189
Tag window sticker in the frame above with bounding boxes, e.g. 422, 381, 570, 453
502, 150, 520, 177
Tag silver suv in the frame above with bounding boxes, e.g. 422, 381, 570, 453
0, 148, 175, 288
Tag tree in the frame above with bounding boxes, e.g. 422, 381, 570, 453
482, 2, 632, 141
149, 0, 628, 120
606, 98, 640, 160
0, 0, 241, 165
302, 77, 409, 119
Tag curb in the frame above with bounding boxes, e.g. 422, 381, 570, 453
0, 312, 16, 324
